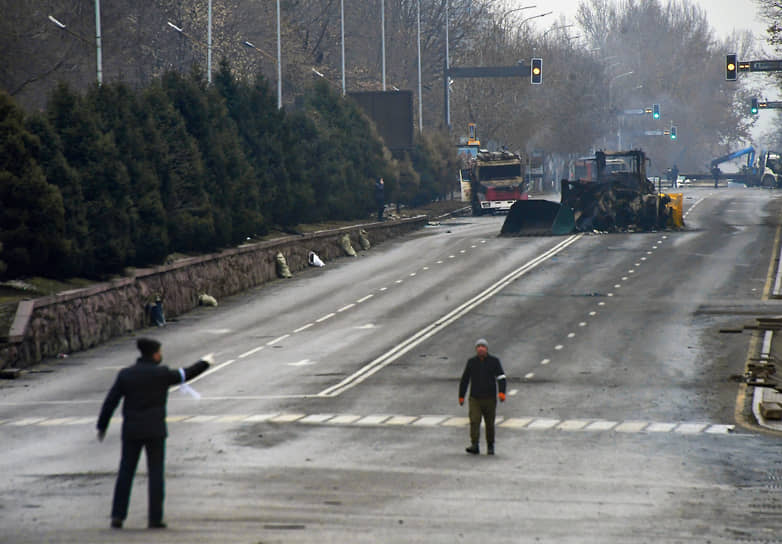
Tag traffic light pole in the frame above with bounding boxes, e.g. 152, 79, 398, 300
444, 62, 534, 129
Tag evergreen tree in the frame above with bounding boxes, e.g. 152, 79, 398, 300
0, 91, 67, 277
143, 78, 213, 253
25, 112, 90, 276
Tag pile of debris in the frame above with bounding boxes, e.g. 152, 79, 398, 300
561, 179, 662, 233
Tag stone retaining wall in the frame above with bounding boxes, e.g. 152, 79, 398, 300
0, 216, 427, 369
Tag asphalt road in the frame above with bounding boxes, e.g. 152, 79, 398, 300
2, 187, 782, 543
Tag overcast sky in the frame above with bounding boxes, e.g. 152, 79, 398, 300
511, 0, 767, 40
506, 0, 777, 141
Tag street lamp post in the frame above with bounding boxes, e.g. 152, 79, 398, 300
207, 0, 212, 84
341, 0, 346, 95
444, 0, 450, 130
276, 0, 282, 109
609, 70, 634, 149
519, 11, 553, 29
48, 11, 101, 85
417, 0, 423, 132
94, 0, 102, 85
381, 0, 386, 91
542, 23, 574, 39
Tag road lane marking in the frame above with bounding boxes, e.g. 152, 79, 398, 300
315, 314, 335, 323
508, 389, 519, 395
294, 323, 314, 333
554, 345, 564, 351
524, 373, 535, 379
6, 413, 738, 436
579, 322, 587, 327
541, 359, 551, 365
337, 304, 355, 312
239, 346, 264, 358
567, 333, 575, 338
615, 421, 649, 433
527, 418, 560, 430
379, 287, 388, 291
300, 414, 336, 424
357, 294, 374, 303
589, 311, 597, 316
385, 416, 418, 425
355, 415, 392, 425
557, 420, 590, 431
413, 416, 448, 426
317, 234, 585, 397
288, 359, 316, 367
267, 334, 290, 345
585, 421, 618, 431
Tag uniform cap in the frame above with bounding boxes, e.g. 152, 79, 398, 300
137, 338, 161, 358
475, 338, 488, 348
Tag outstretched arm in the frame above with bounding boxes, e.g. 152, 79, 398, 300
96, 378, 123, 439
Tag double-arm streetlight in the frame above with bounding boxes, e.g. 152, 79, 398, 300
47, 1, 103, 85
543, 23, 574, 38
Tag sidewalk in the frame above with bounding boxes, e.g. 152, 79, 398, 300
752, 328, 782, 431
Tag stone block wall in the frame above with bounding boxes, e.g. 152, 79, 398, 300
0, 217, 427, 369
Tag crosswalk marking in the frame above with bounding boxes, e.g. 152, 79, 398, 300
557, 419, 590, 431
0, 413, 737, 436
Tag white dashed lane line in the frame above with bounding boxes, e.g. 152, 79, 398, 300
2, 414, 736, 436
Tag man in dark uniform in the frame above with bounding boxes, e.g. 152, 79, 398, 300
97, 338, 212, 529
459, 338, 506, 455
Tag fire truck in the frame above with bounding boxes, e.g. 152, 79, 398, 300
457, 124, 526, 215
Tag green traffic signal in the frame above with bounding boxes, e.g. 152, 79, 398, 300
652, 103, 660, 120
751, 98, 759, 115
670, 125, 677, 140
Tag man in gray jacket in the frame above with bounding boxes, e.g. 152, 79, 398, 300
459, 338, 506, 455
97, 338, 211, 529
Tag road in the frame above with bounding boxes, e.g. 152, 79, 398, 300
2, 187, 782, 543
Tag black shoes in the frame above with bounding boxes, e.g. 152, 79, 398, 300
465, 444, 495, 455
465, 444, 480, 455
110, 518, 123, 529
148, 521, 167, 529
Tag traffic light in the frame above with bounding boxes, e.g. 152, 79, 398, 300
652, 103, 660, 120
726, 53, 737, 80
531, 58, 542, 84
751, 97, 759, 114
670, 125, 677, 140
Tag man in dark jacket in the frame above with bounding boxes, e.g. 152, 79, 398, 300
459, 338, 506, 455
97, 338, 211, 529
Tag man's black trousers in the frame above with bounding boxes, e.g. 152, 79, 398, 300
111, 437, 165, 523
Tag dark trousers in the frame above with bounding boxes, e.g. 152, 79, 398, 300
469, 397, 497, 446
111, 437, 165, 523
377, 203, 384, 221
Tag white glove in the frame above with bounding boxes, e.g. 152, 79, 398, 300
201, 353, 215, 365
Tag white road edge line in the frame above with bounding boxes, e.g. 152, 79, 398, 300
317, 234, 584, 397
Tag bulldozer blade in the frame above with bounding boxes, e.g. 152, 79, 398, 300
500, 200, 562, 236
551, 205, 576, 235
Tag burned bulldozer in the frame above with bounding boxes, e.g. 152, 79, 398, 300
501, 149, 683, 236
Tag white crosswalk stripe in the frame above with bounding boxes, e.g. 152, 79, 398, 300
0, 413, 737, 436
